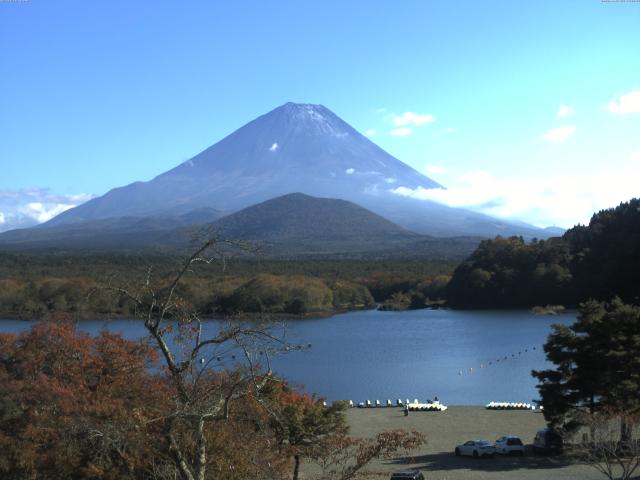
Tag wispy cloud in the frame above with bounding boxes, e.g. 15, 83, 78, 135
345, 168, 355, 174
269, 142, 279, 152
365, 128, 377, 137
391, 152, 640, 228
606, 90, 640, 114
393, 112, 436, 126
543, 125, 576, 143
390, 127, 413, 137
0, 188, 95, 232
557, 104, 574, 118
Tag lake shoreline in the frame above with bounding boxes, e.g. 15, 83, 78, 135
0, 305, 378, 322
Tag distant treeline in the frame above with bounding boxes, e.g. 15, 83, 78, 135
446, 198, 640, 308
0, 255, 454, 319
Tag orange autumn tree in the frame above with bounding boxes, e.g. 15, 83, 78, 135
268, 382, 425, 480
0, 317, 167, 480
269, 385, 348, 480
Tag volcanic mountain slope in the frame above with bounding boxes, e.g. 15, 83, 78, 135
209, 193, 416, 241
0, 208, 224, 251
197, 193, 481, 258
42, 102, 549, 238
0, 193, 482, 259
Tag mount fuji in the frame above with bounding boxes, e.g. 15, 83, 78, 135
20, 102, 550, 241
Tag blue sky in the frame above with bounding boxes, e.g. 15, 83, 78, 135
1, 0, 639, 230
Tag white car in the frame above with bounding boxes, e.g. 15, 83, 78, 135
495, 436, 525, 455
455, 440, 496, 458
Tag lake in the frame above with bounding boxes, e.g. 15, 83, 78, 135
0, 309, 575, 405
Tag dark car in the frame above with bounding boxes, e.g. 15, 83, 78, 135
390, 470, 425, 480
533, 428, 563, 454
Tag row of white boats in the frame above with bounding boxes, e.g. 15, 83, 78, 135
352, 398, 448, 411
485, 401, 541, 410
342, 399, 539, 411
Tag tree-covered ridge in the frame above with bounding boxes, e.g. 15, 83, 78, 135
446, 198, 640, 308
0, 255, 454, 319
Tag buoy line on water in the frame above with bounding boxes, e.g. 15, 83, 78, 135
456, 344, 541, 377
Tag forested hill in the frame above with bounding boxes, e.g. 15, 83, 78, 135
446, 198, 640, 308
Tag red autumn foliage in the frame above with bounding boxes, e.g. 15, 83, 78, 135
0, 319, 168, 480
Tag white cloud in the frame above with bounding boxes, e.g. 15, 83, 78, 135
384, 177, 397, 184
557, 104, 574, 118
0, 188, 95, 232
390, 127, 412, 137
393, 112, 436, 126
345, 168, 355, 174
365, 129, 377, 137
269, 142, 279, 152
543, 125, 576, 143
391, 155, 640, 228
425, 164, 447, 175
0, 212, 4, 224
606, 90, 640, 114
26, 201, 77, 223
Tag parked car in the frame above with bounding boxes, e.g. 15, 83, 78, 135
495, 435, 525, 455
533, 428, 563, 455
390, 470, 425, 480
455, 440, 496, 458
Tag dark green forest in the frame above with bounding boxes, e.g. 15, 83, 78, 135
2, 198, 639, 318
446, 198, 640, 308
0, 254, 454, 319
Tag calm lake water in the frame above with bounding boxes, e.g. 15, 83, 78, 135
0, 309, 575, 405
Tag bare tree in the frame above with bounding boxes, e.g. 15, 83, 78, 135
577, 409, 640, 480
310, 430, 425, 480
108, 237, 292, 480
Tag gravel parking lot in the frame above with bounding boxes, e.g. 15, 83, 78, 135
304, 406, 608, 480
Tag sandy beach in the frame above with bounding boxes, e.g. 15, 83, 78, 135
302, 406, 607, 480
